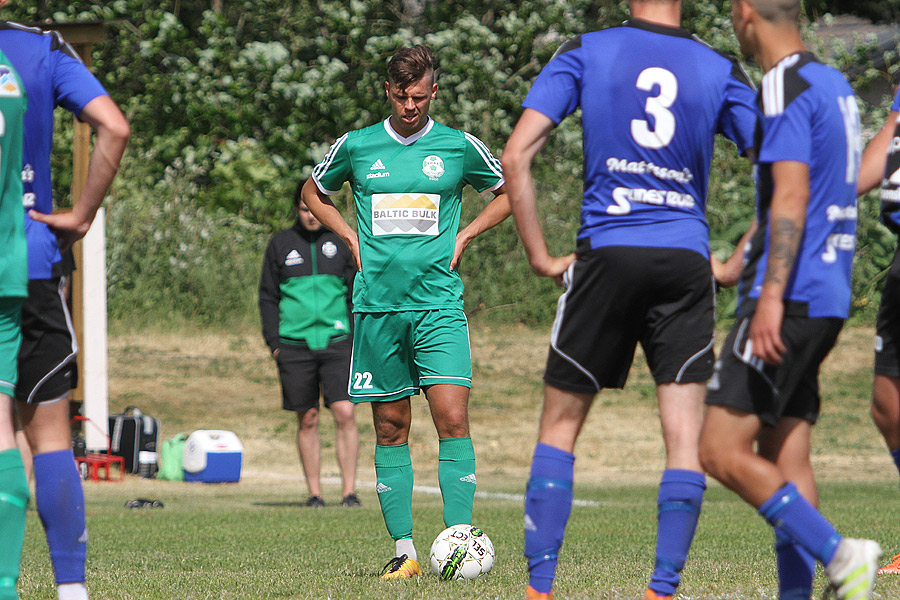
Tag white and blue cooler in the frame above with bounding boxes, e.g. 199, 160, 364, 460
183, 430, 243, 483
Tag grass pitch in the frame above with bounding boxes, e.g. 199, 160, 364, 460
17, 322, 900, 599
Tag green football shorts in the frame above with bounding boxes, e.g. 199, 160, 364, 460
0, 298, 23, 397
349, 308, 472, 403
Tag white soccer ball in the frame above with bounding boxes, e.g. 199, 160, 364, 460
429, 524, 495, 580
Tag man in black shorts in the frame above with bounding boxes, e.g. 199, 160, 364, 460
259, 184, 360, 508
699, 2, 880, 599
501, 1, 757, 598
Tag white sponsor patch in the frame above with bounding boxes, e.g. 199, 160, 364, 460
371, 193, 440, 236
322, 241, 337, 258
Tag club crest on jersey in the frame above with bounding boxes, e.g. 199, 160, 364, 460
285, 249, 303, 266
422, 155, 445, 180
322, 241, 338, 258
371, 193, 440, 236
0, 66, 21, 97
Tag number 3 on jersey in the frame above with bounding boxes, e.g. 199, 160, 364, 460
353, 371, 373, 390
631, 67, 678, 150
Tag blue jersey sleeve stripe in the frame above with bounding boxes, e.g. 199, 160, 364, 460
463, 132, 503, 180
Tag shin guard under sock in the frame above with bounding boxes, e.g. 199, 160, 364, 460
759, 482, 841, 565
374, 443, 414, 545
648, 469, 706, 596
524, 443, 575, 595
438, 437, 476, 527
34, 450, 87, 584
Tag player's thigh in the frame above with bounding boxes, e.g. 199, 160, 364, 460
349, 312, 418, 402
875, 260, 900, 378
641, 249, 715, 385
0, 297, 23, 399
412, 309, 472, 388
16, 278, 76, 404
318, 336, 351, 408
544, 247, 647, 394
276, 344, 321, 413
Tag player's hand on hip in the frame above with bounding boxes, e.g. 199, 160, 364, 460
748, 296, 787, 365
531, 253, 576, 282
28, 209, 92, 253
345, 231, 363, 271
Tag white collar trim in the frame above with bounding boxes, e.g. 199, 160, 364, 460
384, 117, 434, 146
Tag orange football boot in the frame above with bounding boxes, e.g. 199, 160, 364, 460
525, 585, 554, 599
878, 551, 900, 574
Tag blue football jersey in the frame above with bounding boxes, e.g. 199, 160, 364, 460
879, 88, 900, 233
522, 19, 756, 257
0, 22, 108, 280
739, 53, 861, 319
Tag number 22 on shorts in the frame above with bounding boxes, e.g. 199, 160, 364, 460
353, 371, 374, 390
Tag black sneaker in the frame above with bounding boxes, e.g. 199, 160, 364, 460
342, 493, 361, 507
304, 495, 325, 508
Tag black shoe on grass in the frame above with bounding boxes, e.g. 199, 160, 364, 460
342, 493, 361, 507
304, 495, 325, 508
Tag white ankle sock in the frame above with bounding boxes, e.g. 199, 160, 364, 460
58, 582, 89, 600
395, 538, 417, 562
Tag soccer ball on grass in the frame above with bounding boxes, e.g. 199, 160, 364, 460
429, 524, 495, 580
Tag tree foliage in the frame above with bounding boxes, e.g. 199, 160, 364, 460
2, 0, 898, 324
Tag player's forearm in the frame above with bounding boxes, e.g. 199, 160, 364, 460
858, 112, 897, 196
762, 183, 808, 302
74, 124, 129, 224
507, 178, 552, 270
301, 178, 355, 245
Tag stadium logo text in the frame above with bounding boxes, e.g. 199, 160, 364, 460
606, 157, 693, 183
371, 193, 440, 236
608, 187, 695, 216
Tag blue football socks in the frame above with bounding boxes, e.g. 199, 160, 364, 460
775, 528, 815, 600
524, 443, 575, 595
34, 450, 87, 584
648, 469, 706, 596
759, 482, 841, 566
891, 448, 900, 482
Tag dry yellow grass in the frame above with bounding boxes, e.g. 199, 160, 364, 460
106, 321, 892, 493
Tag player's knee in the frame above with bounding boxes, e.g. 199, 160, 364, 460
298, 408, 320, 431
697, 438, 721, 478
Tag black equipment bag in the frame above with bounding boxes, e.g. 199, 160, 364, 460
109, 407, 160, 477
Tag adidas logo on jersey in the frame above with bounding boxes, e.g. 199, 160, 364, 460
370, 159, 386, 171
524, 514, 537, 532
376, 482, 392, 494
285, 249, 303, 266
459, 473, 476, 484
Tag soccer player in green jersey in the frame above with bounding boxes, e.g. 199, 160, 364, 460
0, 46, 29, 600
301, 45, 509, 578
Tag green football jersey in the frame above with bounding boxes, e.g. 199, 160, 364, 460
0, 52, 26, 299
313, 118, 503, 312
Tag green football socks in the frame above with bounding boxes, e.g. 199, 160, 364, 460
0, 448, 29, 600
375, 443, 414, 542
438, 436, 476, 527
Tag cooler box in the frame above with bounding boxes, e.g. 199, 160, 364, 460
183, 430, 243, 483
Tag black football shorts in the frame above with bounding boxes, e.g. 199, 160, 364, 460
875, 248, 900, 377
706, 314, 843, 426
276, 336, 351, 413
544, 245, 715, 394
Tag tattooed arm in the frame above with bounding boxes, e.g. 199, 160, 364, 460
749, 161, 810, 365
